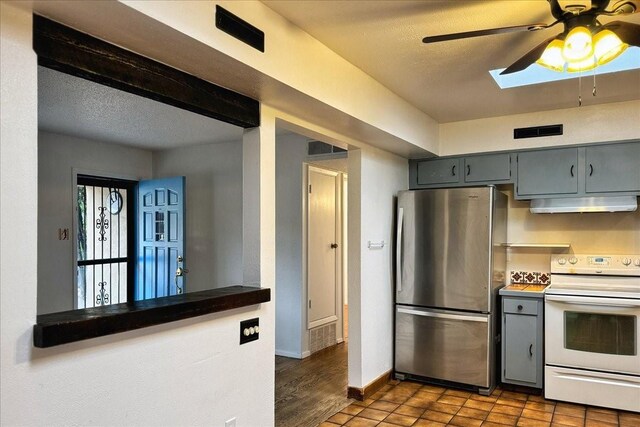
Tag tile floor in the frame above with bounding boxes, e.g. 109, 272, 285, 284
320, 380, 639, 427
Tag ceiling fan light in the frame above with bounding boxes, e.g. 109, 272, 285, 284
537, 39, 566, 72
562, 26, 594, 62
566, 55, 597, 72
593, 29, 628, 66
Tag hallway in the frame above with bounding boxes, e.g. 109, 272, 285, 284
276, 343, 352, 427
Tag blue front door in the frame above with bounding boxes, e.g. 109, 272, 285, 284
136, 176, 185, 300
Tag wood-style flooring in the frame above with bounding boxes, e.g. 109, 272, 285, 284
276, 342, 353, 427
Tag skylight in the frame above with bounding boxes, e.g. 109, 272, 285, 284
489, 46, 640, 89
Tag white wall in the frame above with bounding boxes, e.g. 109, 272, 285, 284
275, 132, 307, 357
348, 147, 407, 388
504, 189, 640, 274
120, 0, 439, 156
1, 6, 273, 425
38, 131, 153, 314
153, 141, 244, 292
439, 100, 640, 156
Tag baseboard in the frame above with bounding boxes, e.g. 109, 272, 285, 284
275, 349, 302, 359
336, 338, 344, 344
347, 369, 392, 401
301, 350, 311, 359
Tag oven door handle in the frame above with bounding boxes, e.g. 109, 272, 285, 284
545, 294, 640, 308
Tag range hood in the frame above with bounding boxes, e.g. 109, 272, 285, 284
530, 196, 638, 214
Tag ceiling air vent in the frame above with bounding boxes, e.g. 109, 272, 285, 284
215, 5, 265, 52
514, 124, 563, 139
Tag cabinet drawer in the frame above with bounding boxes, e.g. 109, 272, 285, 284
503, 298, 539, 315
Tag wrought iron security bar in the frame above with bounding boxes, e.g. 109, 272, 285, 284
77, 175, 135, 309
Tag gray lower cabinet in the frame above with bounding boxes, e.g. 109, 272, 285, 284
516, 148, 578, 197
501, 296, 543, 388
585, 142, 640, 193
416, 158, 460, 186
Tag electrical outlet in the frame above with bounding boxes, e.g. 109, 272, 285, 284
240, 318, 259, 344
225, 417, 236, 427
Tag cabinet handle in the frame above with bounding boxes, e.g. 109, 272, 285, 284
529, 344, 533, 357
452, 165, 456, 176
570, 165, 574, 177
589, 164, 594, 176
517, 304, 523, 311
466, 165, 471, 176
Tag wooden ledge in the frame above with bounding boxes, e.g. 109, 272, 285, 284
34, 286, 270, 348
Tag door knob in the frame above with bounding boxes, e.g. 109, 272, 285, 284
176, 267, 189, 276
330, 243, 338, 249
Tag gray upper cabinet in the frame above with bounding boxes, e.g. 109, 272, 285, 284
585, 142, 640, 194
416, 158, 460, 186
464, 153, 511, 183
412, 153, 511, 188
410, 141, 639, 197
516, 148, 578, 197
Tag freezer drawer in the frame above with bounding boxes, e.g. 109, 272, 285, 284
395, 305, 491, 388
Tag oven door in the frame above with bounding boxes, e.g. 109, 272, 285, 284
545, 294, 640, 375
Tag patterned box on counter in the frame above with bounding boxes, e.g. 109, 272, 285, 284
510, 271, 550, 285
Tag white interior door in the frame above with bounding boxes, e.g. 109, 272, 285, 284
307, 166, 339, 328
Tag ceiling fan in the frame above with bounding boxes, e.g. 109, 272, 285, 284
422, 0, 640, 75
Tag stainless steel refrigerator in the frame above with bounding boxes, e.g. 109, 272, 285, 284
394, 186, 507, 394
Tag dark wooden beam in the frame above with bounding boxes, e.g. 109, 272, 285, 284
34, 286, 270, 348
33, 15, 260, 128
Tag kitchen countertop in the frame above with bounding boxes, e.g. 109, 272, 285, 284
499, 284, 548, 298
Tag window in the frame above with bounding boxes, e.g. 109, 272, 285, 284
76, 175, 135, 309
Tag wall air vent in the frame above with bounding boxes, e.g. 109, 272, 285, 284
514, 124, 563, 139
215, 5, 265, 52
308, 140, 347, 156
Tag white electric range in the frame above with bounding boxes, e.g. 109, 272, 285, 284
545, 254, 640, 412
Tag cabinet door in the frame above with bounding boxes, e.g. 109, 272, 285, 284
416, 158, 460, 186
516, 148, 578, 196
504, 313, 537, 384
586, 142, 640, 193
464, 153, 511, 183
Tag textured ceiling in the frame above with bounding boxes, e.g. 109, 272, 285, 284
264, 0, 640, 123
38, 66, 244, 150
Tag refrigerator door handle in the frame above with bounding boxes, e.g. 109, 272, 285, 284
397, 307, 488, 323
396, 207, 404, 293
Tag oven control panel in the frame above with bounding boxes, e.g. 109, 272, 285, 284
551, 254, 640, 275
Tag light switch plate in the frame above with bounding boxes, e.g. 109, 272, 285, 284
240, 318, 259, 344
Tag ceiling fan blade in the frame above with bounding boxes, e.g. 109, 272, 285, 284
422, 23, 550, 43
601, 21, 640, 46
591, 0, 611, 12
500, 34, 561, 75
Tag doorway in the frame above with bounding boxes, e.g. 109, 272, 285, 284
275, 131, 350, 426
76, 175, 135, 309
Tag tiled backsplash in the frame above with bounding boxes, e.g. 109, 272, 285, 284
510, 271, 550, 285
